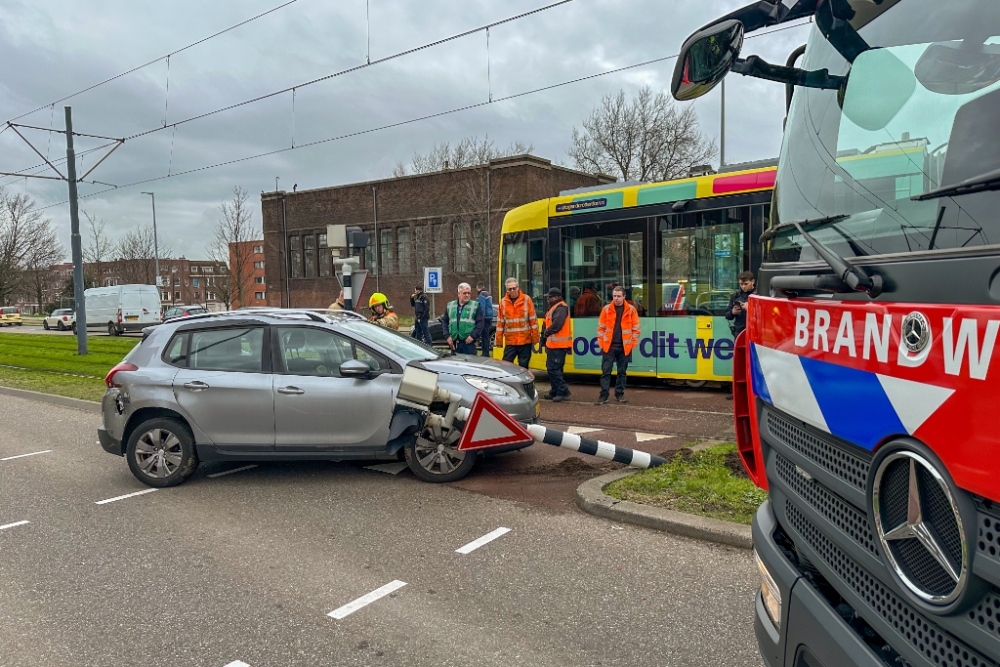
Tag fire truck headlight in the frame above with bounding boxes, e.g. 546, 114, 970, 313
755, 549, 782, 631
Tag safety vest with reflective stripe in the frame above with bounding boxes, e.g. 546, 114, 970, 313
597, 302, 641, 355
495, 291, 539, 347
446, 299, 479, 340
544, 301, 572, 349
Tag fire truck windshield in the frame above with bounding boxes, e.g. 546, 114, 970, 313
769, 0, 1000, 263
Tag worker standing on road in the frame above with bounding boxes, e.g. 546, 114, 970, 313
495, 277, 538, 368
724, 271, 756, 399
441, 282, 483, 354
541, 287, 572, 402
595, 286, 640, 405
410, 284, 432, 344
329, 290, 346, 311
476, 282, 495, 358
368, 293, 399, 330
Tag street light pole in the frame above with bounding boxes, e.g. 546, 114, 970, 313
141, 193, 160, 288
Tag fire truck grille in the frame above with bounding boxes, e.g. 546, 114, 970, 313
765, 409, 870, 492
786, 504, 999, 667
775, 453, 879, 557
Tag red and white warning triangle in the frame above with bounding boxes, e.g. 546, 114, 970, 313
457, 392, 533, 451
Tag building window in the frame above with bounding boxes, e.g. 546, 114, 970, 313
304, 234, 316, 278
414, 225, 430, 272
254, 261, 265, 269
171, 266, 178, 273
253, 245, 263, 254
365, 233, 378, 276
290, 235, 301, 278
173, 278, 180, 287
380, 228, 393, 275
255, 276, 265, 284
433, 224, 449, 271
162, 292, 169, 301
194, 292, 200, 300
193, 278, 199, 287
255, 292, 266, 300
453, 222, 469, 273
191, 266, 199, 274
397, 227, 411, 274
319, 233, 331, 277
174, 291, 181, 300
208, 292, 216, 301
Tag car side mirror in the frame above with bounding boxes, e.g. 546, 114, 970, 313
340, 359, 371, 378
672, 19, 744, 101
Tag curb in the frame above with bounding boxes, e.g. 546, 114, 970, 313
0, 386, 101, 414
575, 469, 753, 549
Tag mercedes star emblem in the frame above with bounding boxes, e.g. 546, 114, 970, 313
901, 312, 930, 353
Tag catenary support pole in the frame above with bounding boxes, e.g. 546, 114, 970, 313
65, 107, 88, 355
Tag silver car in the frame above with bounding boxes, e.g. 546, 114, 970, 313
98, 309, 539, 487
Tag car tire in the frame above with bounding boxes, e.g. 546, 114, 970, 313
125, 417, 199, 488
108, 322, 118, 336
43, 320, 50, 330
57, 321, 65, 331
403, 434, 477, 483
72, 323, 77, 335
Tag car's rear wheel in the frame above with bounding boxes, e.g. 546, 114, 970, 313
125, 418, 199, 487
108, 322, 118, 336
43, 320, 50, 330
404, 432, 477, 483
57, 320, 65, 331
72, 323, 77, 335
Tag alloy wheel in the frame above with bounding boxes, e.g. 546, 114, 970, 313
133, 428, 184, 479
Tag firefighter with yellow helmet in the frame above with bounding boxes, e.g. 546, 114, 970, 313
368, 293, 399, 330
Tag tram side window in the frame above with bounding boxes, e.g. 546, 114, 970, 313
659, 209, 746, 316
559, 227, 646, 317
501, 235, 545, 306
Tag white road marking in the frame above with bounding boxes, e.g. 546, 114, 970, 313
328, 580, 407, 620
635, 432, 673, 443
208, 465, 258, 478
456, 527, 511, 554
0, 450, 52, 461
0, 520, 30, 531
223, 662, 251, 667
567, 426, 602, 435
364, 462, 409, 475
95, 489, 157, 505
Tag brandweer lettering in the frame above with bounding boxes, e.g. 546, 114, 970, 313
572, 332, 734, 359
793, 308, 1000, 380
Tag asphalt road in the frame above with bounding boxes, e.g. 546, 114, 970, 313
0, 394, 762, 667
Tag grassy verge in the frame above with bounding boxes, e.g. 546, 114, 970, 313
604, 443, 768, 525
0, 333, 139, 402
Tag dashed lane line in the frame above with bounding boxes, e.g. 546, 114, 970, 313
456, 527, 511, 554
207, 465, 258, 478
0, 520, 30, 531
0, 450, 52, 461
327, 580, 407, 620
95, 489, 157, 505
223, 662, 251, 667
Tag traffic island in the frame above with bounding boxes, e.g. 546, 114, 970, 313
575, 443, 761, 549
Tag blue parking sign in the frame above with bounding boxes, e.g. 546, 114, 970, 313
424, 267, 443, 293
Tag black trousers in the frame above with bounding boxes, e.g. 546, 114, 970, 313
502, 343, 533, 369
599, 344, 629, 399
481, 321, 493, 357
411, 318, 432, 345
546, 347, 569, 397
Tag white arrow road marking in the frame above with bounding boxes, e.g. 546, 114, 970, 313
456, 527, 511, 554
95, 489, 157, 505
635, 432, 673, 443
208, 465, 258, 478
328, 581, 407, 620
0, 450, 52, 461
223, 662, 251, 667
567, 426, 602, 435
0, 520, 30, 531
364, 462, 409, 475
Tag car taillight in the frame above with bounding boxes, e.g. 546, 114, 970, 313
142, 308, 149, 314
62, 316, 67, 321
117, 308, 122, 324
183, 310, 189, 316
105, 363, 138, 388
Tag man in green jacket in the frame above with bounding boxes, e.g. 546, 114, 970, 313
440, 282, 484, 355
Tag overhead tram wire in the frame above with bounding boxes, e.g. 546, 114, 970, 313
33, 18, 813, 212
5, 0, 302, 124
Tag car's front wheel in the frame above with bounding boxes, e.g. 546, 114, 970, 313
403, 431, 477, 483
125, 418, 199, 487
43, 320, 50, 330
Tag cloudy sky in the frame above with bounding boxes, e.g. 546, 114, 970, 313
0, 0, 811, 261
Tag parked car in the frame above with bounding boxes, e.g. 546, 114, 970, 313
98, 309, 538, 488
85, 285, 161, 336
43, 309, 76, 331
163, 305, 209, 320
0, 306, 22, 327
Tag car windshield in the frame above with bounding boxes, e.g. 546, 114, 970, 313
769, 0, 1000, 262
341, 321, 441, 362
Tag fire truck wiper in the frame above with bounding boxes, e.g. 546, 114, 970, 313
788, 220, 883, 297
912, 166, 1000, 201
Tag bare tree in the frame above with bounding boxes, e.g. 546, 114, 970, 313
113, 226, 170, 286
395, 136, 533, 176
454, 166, 516, 293
82, 210, 113, 287
22, 218, 64, 314
568, 86, 717, 182
0, 189, 49, 306
210, 186, 259, 310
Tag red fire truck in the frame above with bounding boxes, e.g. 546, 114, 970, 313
673, 1, 1000, 666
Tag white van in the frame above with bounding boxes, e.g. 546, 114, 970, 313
84, 285, 161, 336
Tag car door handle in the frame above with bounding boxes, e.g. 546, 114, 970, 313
278, 386, 305, 395
183, 381, 209, 390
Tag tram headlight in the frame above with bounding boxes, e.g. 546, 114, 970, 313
755, 549, 782, 631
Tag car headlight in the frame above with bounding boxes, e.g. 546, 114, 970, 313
464, 375, 519, 398
755, 549, 782, 631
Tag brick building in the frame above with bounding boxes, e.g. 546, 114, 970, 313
261, 154, 615, 315
228, 241, 267, 309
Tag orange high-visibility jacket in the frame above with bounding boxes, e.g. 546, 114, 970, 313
544, 301, 572, 349
597, 301, 640, 355
495, 291, 539, 347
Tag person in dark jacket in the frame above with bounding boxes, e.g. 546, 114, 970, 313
541, 288, 572, 402
724, 271, 756, 399
410, 285, 432, 345
476, 282, 494, 357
